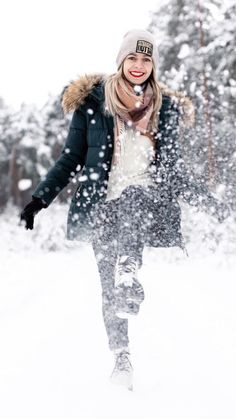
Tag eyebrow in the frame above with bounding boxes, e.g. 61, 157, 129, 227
127, 53, 151, 58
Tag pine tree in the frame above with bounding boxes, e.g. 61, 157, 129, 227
148, 0, 236, 205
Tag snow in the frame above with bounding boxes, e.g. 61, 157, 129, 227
0, 203, 236, 419
177, 43, 191, 59
1, 0, 235, 414
18, 179, 32, 191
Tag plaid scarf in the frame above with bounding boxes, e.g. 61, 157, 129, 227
113, 79, 154, 164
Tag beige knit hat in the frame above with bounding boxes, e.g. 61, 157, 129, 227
116, 29, 159, 69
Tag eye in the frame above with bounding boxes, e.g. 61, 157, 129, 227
128, 56, 135, 60
144, 57, 151, 62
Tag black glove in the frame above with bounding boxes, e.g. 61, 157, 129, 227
20, 197, 47, 230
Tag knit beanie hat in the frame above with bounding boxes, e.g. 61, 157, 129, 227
116, 29, 159, 69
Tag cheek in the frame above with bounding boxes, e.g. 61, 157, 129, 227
123, 62, 130, 72
144, 66, 153, 79
146, 64, 153, 75
123, 64, 131, 79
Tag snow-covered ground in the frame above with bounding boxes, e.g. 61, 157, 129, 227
0, 203, 236, 419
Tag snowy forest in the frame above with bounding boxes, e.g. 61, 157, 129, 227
1, 1, 235, 213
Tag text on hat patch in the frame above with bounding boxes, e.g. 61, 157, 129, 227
136, 40, 153, 57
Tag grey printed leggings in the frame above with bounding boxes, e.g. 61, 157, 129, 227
91, 185, 158, 351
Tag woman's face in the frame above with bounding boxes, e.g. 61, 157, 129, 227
123, 52, 153, 85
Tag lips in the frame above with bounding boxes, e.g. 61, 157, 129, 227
129, 71, 145, 78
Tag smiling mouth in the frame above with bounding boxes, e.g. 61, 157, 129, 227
129, 71, 145, 78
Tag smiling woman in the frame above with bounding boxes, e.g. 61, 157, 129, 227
20, 27, 230, 391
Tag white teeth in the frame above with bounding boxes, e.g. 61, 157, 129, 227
130, 72, 144, 76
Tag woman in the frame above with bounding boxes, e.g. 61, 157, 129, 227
20, 29, 229, 391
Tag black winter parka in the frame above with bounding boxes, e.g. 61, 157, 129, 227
32, 74, 221, 247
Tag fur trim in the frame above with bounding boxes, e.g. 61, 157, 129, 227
61, 73, 195, 128
61, 73, 105, 114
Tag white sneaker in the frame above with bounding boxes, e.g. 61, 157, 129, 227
110, 348, 133, 391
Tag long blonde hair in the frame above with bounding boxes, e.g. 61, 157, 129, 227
103, 62, 162, 133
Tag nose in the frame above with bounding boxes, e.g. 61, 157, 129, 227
133, 60, 145, 71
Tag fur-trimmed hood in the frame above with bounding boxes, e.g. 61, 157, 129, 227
61, 73, 195, 128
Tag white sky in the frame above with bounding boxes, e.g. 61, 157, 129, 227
0, 0, 166, 109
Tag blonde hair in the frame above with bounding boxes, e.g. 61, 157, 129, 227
103, 62, 162, 133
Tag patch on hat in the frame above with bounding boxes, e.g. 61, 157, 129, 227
136, 40, 153, 56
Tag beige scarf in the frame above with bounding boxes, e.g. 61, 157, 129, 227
113, 79, 154, 164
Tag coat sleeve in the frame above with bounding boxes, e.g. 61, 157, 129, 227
32, 106, 88, 206
165, 104, 228, 220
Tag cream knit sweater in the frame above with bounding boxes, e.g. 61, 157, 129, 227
105, 128, 156, 202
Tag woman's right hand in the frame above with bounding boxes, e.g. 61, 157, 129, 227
20, 197, 47, 230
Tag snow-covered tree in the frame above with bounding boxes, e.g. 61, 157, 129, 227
0, 93, 74, 209
149, 0, 236, 207
40, 95, 75, 203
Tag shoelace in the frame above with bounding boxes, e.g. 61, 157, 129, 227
117, 256, 137, 275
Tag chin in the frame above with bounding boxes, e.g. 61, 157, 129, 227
128, 76, 146, 84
